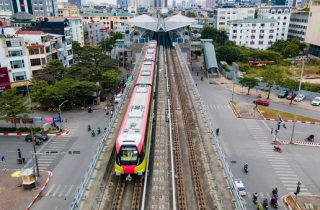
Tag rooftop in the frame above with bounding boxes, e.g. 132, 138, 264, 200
16, 31, 44, 35
228, 18, 277, 24
81, 12, 134, 17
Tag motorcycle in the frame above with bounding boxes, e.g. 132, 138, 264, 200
273, 146, 282, 153
87, 126, 91, 132
244, 167, 248, 173
270, 198, 278, 209
305, 134, 314, 141
252, 194, 258, 204
263, 202, 268, 209
216, 128, 219, 136
88, 107, 93, 113
97, 129, 101, 135
92, 132, 95, 137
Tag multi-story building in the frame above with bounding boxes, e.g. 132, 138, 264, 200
288, 11, 308, 42
0, 0, 12, 16
81, 12, 134, 30
305, 3, 320, 59
0, 31, 32, 90
227, 18, 278, 50
213, 5, 255, 30
83, 22, 104, 45
258, 6, 291, 40
57, 2, 80, 17
8, 0, 58, 16
68, 0, 82, 8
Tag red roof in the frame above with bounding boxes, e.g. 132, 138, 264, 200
16, 31, 43, 35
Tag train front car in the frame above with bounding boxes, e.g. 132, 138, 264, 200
115, 41, 157, 180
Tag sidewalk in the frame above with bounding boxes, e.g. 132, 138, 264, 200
0, 170, 50, 210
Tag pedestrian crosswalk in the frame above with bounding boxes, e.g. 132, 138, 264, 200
37, 136, 70, 170
243, 119, 311, 195
45, 183, 78, 198
65, 123, 78, 135
205, 104, 231, 109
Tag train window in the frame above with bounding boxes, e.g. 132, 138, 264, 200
119, 146, 138, 165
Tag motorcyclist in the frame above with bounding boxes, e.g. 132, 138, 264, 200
263, 197, 268, 207
274, 144, 281, 152
87, 124, 91, 131
216, 128, 219, 135
272, 188, 278, 196
257, 204, 263, 210
97, 127, 101, 134
271, 196, 278, 205
253, 192, 258, 202
244, 163, 249, 170
201, 76, 203, 81
91, 129, 95, 136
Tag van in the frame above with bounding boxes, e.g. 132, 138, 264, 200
114, 94, 122, 103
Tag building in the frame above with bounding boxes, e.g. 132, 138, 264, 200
68, 0, 82, 8
213, 5, 255, 30
0, 0, 12, 16
0, 30, 32, 91
9, 0, 58, 16
57, 2, 80, 17
288, 11, 308, 42
83, 22, 104, 45
227, 18, 278, 50
258, 6, 291, 40
81, 12, 134, 30
305, 3, 320, 58
154, 0, 168, 8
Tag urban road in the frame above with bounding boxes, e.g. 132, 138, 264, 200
190, 60, 320, 210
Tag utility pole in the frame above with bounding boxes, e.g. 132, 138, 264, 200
30, 125, 39, 177
290, 59, 304, 144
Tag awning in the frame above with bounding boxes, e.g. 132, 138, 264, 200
10, 81, 32, 88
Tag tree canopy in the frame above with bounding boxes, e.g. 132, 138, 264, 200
239, 77, 259, 94
280, 78, 299, 104
201, 26, 228, 46
0, 88, 32, 128
262, 67, 284, 99
268, 38, 305, 58
33, 60, 67, 84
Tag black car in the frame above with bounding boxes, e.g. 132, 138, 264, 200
278, 90, 289, 98
25, 133, 48, 142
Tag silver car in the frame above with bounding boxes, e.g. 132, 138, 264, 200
311, 97, 320, 106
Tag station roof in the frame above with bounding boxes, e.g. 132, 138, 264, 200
203, 42, 218, 70
126, 14, 197, 32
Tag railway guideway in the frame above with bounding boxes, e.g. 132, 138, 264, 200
169, 43, 236, 210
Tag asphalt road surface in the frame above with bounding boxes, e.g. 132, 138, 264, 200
191, 62, 320, 210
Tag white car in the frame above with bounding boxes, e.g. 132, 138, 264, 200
294, 94, 305, 102
311, 97, 320, 106
114, 94, 122, 103
235, 179, 246, 196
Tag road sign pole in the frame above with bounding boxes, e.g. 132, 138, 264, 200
2, 156, 6, 171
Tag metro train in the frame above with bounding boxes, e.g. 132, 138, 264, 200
115, 40, 157, 180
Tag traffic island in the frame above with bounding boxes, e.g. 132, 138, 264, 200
284, 194, 320, 210
229, 101, 242, 118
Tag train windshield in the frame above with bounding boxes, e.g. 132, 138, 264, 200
119, 145, 139, 165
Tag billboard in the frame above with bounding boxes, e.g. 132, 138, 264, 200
0, 67, 11, 92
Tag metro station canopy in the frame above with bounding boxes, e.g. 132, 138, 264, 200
126, 14, 197, 32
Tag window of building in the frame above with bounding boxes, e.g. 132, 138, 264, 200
252, 23, 256, 27
12, 71, 27, 81
29, 48, 40, 55
65, 30, 71, 36
251, 30, 256, 33
67, 49, 72, 55
277, 16, 281, 20
260, 30, 264, 33
268, 41, 273, 45
40, 7, 43, 10
281, 33, 284, 36
6, 41, 11, 47
283, 22, 286, 25
251, 35, 255, 39
270, 30, 274, 33
269, 35, 273, 39
250, 41, 254, 45
10, 60, 25, 69
259, 41, 263, 45
46, 46, 51, 53
8, 50, 23, 57
278, 10, 282, 14
30, 58, 41, 66
66, 39, 72, 45
34, 7, 38, 10
232, 35, 237, 39
39, 1, 42, 4
233, 30, 237, 33
261, 23, 265, 26
232, 11, 236, 14
69, 59, 74, 65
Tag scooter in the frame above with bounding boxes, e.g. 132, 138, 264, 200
92, 132, 95, 137
305, 134, 314, 141
87, 126, 91, 132
263, 202, 268, 209
274, 146, 282, 153
244, 167, 248, 173
97, 129, 101, 135
253, 196, 258, 204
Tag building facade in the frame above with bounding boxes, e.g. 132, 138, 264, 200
227, 18, 278, 50
57, 2, 80, 17
305, 3, 320, 58
288, 11, 308, 42
81, 12, 133, 30
9, 0, 58, 16
68, 0, 81, 8
213, 5, 255, 30
258, 6, 291, 40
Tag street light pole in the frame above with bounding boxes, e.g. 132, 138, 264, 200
26, 82, 39, 177
290, 59, 305, 144
59, 100, 69, 131
232, 71, 235, 103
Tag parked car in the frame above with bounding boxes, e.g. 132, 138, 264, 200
235, 179, 246, 196
294, 94, 305, 102
25, 133, 48, 142
278, 90, 289, 98
286, 92, 297, 100
114, 94, 123, 103
311, 97, 320, 106
253, 99, 269, 106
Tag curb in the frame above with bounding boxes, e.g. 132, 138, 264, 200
276, 139, 320, 147
26, 171, 52, 210
283, 194, 292, 210
264, 118, 320, 125
229, 101, 242, 118
0, 130, 69, 137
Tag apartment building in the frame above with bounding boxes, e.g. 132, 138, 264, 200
227, 18, 278, 50
83, 22, 104, 45
213, 5, 255, 30
305, 3, 320, 58
81, 12, 134, 30
0, 33, 32, 90
8, 0, 58, 16
258, 6, 291, 40
288, 11, 308, 42
57, 2, 80, 17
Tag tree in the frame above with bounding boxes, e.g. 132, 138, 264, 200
29, 81, 50, 106
201, 26, 228, 45
186, 11, 196, 17
250, 50, 282, 63
282, 44, 300, 58
239, 77, 259, 94
100, 37, 114, 55
112, 32, 123, 44
216, 46, 241, 63
262, 67, 284, 99
281, 78, 299, 104
101, 70, 120, 91
33, 60, 67, 84
72, 41, 82, 62
0, 88, 32, 128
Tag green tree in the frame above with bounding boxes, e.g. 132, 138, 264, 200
216, 46, 241, 63
262, 67, 284, 99
201, 26, 228, 45
29, 81, 50, 106
72, 41, 82, 62
33, 60, 67, 84
186, 11, 196, 17
281, 78, 299, 104
100, 37, 114, 55
282, 44, 300, 58
239, 77, 259, 94
250, 50, 282, 63
0, 88, 32, 128
112, 32, 123, 43
101, 70, 120, 91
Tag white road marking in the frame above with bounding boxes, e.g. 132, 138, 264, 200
65, 185, 74, 197
58, 185, 69, 197
45, 184, 56, 196
52, 184, 61, 197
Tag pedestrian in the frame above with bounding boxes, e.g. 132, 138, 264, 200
196, 83, 197, 86
197, 72, 199, 76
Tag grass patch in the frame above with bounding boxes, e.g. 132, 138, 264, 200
286, 195, 300, 210
258, 106, 320, 122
